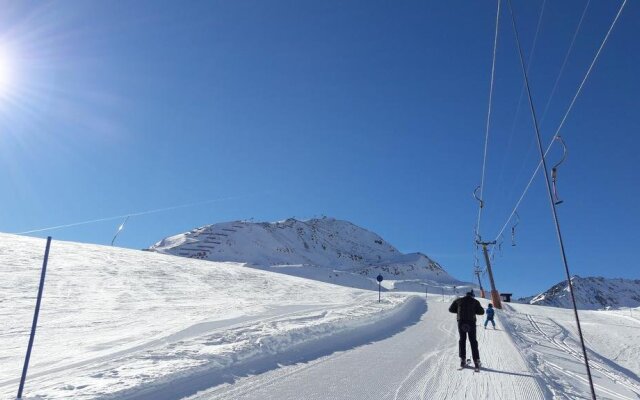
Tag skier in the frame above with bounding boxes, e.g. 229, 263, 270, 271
449, 290, 484, 370
484, 303, 496, 329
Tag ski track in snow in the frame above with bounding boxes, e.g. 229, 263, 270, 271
502, 303, 640, 400
186, 299, 546, 400
528, 314, 640, 396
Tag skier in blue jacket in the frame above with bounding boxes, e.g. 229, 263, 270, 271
484, 303, 496, 329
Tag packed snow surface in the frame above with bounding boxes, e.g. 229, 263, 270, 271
188, 298, 546, 400
2, 233, 638, 399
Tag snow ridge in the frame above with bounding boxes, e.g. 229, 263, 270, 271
102, 295, 425, 400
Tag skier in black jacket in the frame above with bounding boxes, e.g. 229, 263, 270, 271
449, 290, 485, 369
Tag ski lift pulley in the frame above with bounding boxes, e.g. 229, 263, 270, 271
511, 211, 520, 247
552, 136, 567, 205
473, 185, 484, 209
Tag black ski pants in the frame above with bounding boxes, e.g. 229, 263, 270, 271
457, 321, 480, 361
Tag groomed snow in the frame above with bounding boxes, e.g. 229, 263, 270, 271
185, 298, 547, 400
2, 233, 638, 399
0, 234, 416, 399
185, 298, 640, 400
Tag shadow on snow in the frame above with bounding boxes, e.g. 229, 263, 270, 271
98, 297, 428, 400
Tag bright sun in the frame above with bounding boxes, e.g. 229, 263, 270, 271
0, 49, 13, 96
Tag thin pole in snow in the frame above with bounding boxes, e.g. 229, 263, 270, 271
376, 274, 383, 303
111, 215, 129, 246
17, 236, 52, 399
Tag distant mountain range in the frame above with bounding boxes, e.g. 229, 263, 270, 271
518, 276, 640, 310
149, 217, 470, 292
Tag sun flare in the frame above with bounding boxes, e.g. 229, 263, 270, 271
0, 48, 14, 96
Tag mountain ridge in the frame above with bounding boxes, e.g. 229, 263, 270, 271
518, 275, 640, 310
149, 217, 469, 292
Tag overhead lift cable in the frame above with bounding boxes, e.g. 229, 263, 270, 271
17, 193, 262, 235
539, 0, 591, 124
506, 0, 597, 397
472, 0, 503, 308
473, 0, 501, 284
474, 0, 502, 242
497, 0, 547, 188
492, 0, 628, 244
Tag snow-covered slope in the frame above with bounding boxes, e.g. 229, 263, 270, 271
502, 302, 640, 399
523, 276, 640, 310
3, 233, 639, 399
0, 233, 416, 400
149, 217, 465, 291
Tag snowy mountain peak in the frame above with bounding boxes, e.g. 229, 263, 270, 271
524, 276, 640, 310
150, 217, 462, 288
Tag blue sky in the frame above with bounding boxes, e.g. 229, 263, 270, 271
0, 0, 638, 297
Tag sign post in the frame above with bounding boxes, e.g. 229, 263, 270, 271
376, 274, 383, 303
